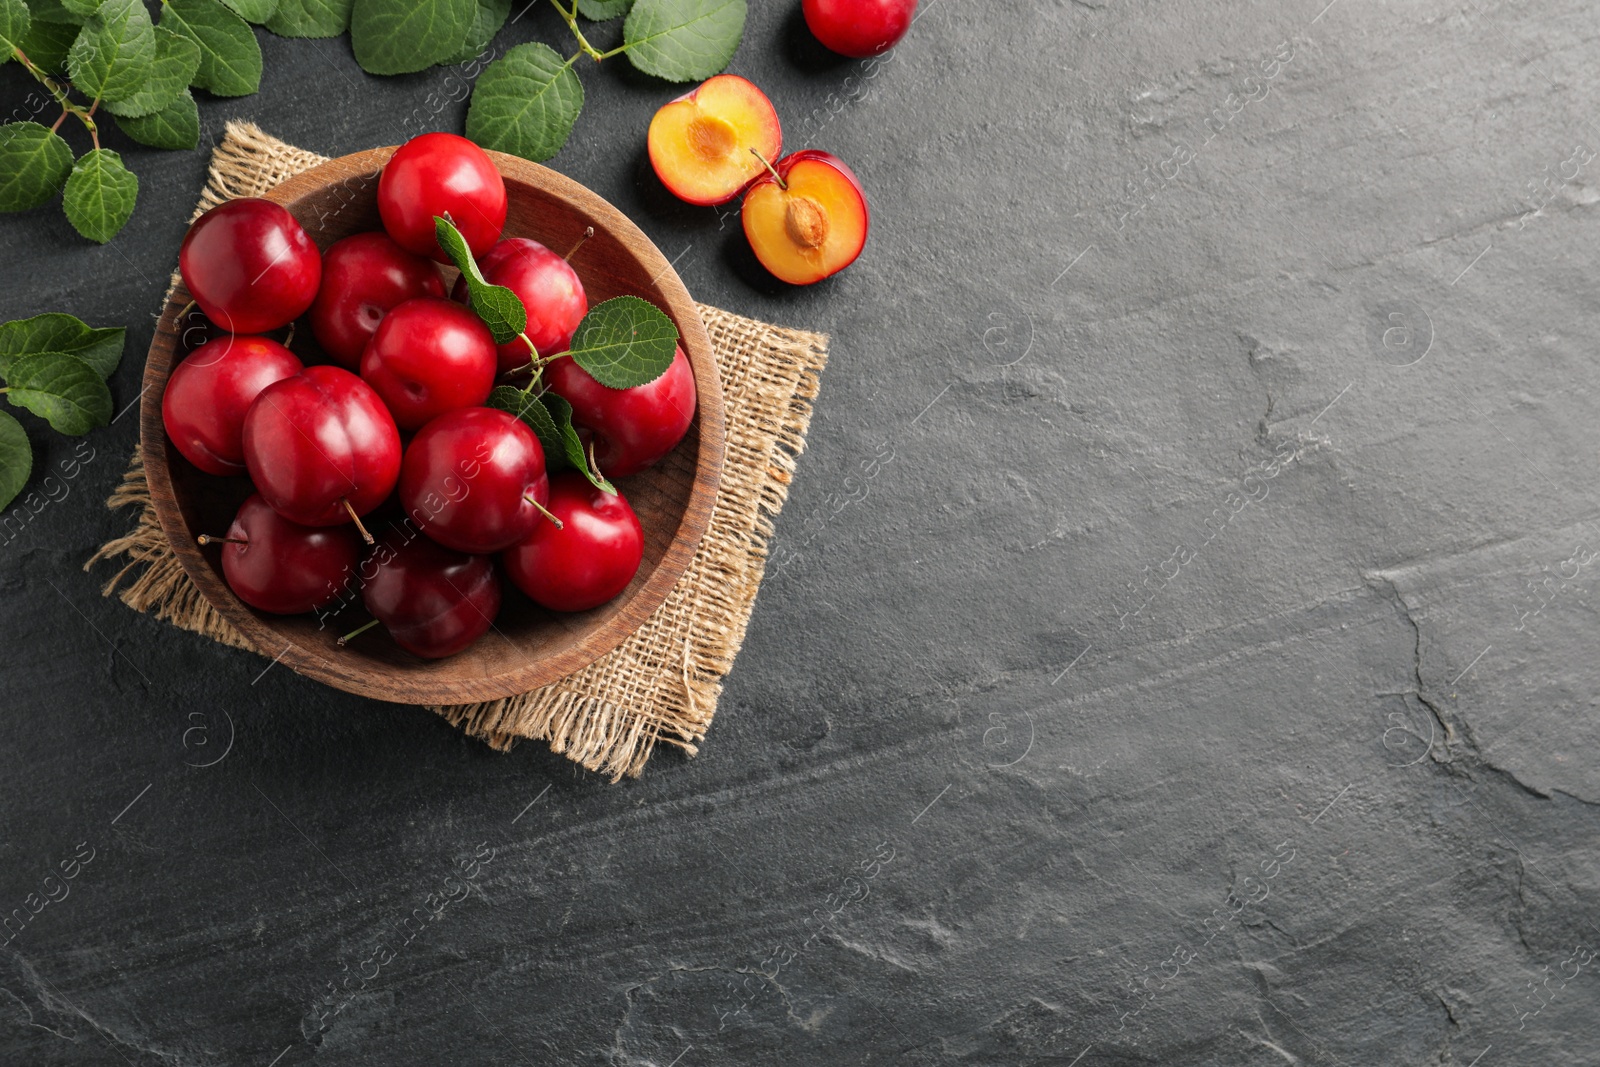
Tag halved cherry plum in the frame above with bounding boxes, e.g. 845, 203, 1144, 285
648, 75, 782, 206
741, 150, 869, 285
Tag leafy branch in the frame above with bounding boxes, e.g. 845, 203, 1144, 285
0, 0, 257, 241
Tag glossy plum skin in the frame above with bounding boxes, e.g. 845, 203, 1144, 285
361, 530, 501, 659
450, 238, 586, 372
802, 0, 917, 57
179, 198, 322, 334
398, 407, 549, 554
242, 365, 402, 527
162, 336, 302, 476
359, 297, 497, 430
502, 473, 643, 612
216, 493, 363, 615
543, 345, 697, 478
310, 232, 445, 367
377, 133, 507, 263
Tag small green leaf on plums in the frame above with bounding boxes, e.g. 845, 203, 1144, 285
565, 295, 679, 390
67, 0, 155, 105
623, 0, 745, 82
434, 215, 528, 345
0, 410, 30, 514
62, 148, 138, 243
112, 88, 200, 149
541, 389, 614, 493
161, 0, 262, 97
464, 42, 583, 164
488, 385, 615, 493
263, 0, 351, 38
4, 352, 113, 434
440, 0, 508, 65
576, 0, 632, 20
349, 0, 475, 75
489, 384, 562, 457
217, 0, 280, 25
0, 313, 124, 380
0, 122, 73, 212
102, 26, 200, 118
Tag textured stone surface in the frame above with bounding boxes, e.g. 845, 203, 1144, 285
2, 1, 1599, 1064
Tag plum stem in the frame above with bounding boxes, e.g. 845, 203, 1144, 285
341, 499, 375, 544
336, 618, 380, 647
563, 226, 594, 262
750, 148, 787, 190
281, 322, 296, 348
520, 331, 539, 359
12, 48, 97, 137
552, 0, 619, 62
586, 440, 617, 495
196, 535, 249, 546
525, 495, 564, 530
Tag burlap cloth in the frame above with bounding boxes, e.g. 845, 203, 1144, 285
87, 123, 828, 780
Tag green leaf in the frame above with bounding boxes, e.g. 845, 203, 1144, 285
439, 0, 506, 65
434, 215, 528, 345
576, 0, 631, 20
489, 384, 560, 455
263, 0, 349, 37
111, 87, 199, 149
488, 385, 615, 492
24, 0, 87, 25
57, 0, 99, 15
0, 122, 72, 212
0, 410, 30, 513
5, 352, 112, 434
466, 282, 528, 345
19, 16, 80, 74
102, 26, 200, 118
67, 0, 155, 105
622, 0, 743, 82
540, 390, 614, 492
464, 42, 583, 164
536, 390, 581, 473
61, 147, 137, 243
161, 0, 262, 97
565, 295, 679, 389
0, 313, 124, 379
349, 0, 474, 75
217, 0, 277, 23
0, 0, 30, 53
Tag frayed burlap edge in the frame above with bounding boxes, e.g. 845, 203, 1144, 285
87, 122, 830, 781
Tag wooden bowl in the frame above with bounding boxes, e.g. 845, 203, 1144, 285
140, 147, 725, 705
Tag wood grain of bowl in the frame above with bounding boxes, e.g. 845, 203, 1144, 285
139, 147, 725, 705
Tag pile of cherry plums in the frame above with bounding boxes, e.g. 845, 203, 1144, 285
162, 131, 697, 659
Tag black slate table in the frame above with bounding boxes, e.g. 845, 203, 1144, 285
3, 2, 1598, 1063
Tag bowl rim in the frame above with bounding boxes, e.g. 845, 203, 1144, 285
140, 145, 726, 705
